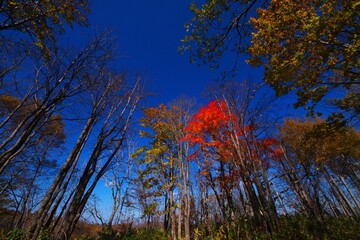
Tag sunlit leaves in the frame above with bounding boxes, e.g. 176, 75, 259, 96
248, 0, 360, 119
135, 104, 188, 196
182, 100, 236, 159
182, 100, 282, 163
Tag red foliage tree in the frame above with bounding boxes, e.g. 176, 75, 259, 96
181, 100, 282, 230
182, 100, 281, 168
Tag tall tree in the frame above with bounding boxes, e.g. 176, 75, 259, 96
29, 73, 142, 239
135, 99, 194, 240
182, 97, 282, 236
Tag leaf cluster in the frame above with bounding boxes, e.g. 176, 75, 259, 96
248, 0, 359, 116
0, 0, 89, 57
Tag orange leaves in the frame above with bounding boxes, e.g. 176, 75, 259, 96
141, 104, 179, 143
182, 100, 240, 161
279, 118, 360, 165
182, 100, 237, 145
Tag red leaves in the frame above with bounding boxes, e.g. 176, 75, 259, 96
181, 100, 284, 194
258, 137, 284, 162
181, 100, 283, 163
181, 100, 237, 147
182, 100, 247, 162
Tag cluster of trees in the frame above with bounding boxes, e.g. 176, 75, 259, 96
0, 0, 359, 239
133, 81, 359, 239
131, 0, 360, 238
0, 0, 143, 239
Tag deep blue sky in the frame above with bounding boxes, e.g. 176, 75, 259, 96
88, 0, 212, 105
82, 0, 229, 214
84, 0, 269, 108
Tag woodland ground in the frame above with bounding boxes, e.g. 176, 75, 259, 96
2, 213, 358, 240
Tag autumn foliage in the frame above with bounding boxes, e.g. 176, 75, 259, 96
182, 100, 282, 165
182, 100, 234, 157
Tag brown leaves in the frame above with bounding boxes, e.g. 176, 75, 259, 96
279, 118, 360, 166
0, 94, 20, 116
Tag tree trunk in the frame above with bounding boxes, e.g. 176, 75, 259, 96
325, 169, 357, 216
30, 114, 96, 240
170, 189, 177, 240
339, 175, 360, 214
184, 163, 191, 240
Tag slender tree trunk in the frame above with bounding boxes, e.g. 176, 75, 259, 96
177, 154, 183, 240
170, 189, 177, 240
30, 114, 96, 240
164, 194, 169, 231
339, 175, 360, 214
325, 169, 357, 216
279, 149, 323, 221
177, 187, 182, 240
184, 186, 191, 240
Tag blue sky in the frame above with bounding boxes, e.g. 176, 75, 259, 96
88, 0, 214, 105
85, 0, 278, 108
80, 0, 225, 216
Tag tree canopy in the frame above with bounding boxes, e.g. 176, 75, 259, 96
249, 0, 360, 118
182, 0, 360, 123
0, 0, 89, 55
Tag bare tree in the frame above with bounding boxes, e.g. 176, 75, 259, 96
29, 72, 142, 239
0, 31, 113, 177
86, 138, 137, 231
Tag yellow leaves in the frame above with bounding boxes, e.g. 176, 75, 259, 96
8, 1, 17, 6
353, 0, 360, 8
136, 103, 189, 193
139, 130, 149, 138
2, 0, 89, 57
145, 145, 167, 156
